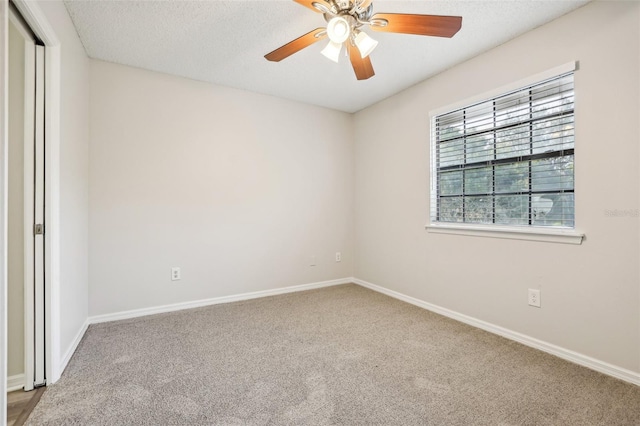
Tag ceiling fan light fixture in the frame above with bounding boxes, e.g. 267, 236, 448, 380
354, 31, 378, 58
265, 1, 462, 81
321, 40, 343, 63
326, 17, 351, 43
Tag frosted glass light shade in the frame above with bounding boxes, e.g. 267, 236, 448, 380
354, 31, 378, 58
326, 17, 350, 43
321, 40, 343, 63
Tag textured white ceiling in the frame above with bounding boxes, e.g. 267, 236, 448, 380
63, 0, 590, 113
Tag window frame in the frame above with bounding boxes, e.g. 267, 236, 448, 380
426, 62, 584, 245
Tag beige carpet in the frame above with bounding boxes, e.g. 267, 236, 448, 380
27, 284, 640, 425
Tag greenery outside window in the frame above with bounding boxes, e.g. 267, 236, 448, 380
430, 71, 575, 229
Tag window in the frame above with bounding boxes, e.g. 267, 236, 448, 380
430, 71, 575, 229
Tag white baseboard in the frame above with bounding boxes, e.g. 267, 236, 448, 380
57, 318, 90, 381
88, 277, 353, 325
69, 276, 640, 387
52, 278, 352, 384
353, 278, 640, 387
7, 374, 25, 392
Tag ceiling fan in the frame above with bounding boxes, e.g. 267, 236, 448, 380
265, 0, 462, 80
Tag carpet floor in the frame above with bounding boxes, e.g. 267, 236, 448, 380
26, 284, 640, 425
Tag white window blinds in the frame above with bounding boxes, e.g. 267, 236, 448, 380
431, 72, 575, 228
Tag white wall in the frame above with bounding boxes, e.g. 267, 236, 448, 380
36, 0, 90, 376
354, 1, 640, 373
7, 17, 25, 379
89, 61, 354, 316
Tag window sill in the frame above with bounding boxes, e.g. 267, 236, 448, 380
425, 223, 584, 245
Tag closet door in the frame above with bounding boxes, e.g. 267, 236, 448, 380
9, 2, 46, 393
32, 43, 46, 388
17, 22, 46, 391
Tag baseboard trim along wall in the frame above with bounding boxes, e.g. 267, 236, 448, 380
352, 278, 640, 387
7, 374, 25, 392
58, 319, 90, 380
60, 276, 639, 388
59, 278, 351, 379
88, 277, 352, 325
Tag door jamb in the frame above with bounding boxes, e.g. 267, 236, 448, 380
2, 1, 11, 421
8, 5, 37, 392
10, 0, 62, 385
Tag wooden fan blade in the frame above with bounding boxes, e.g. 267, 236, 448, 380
293, 0, 330, 13
348, 44, 375, 81
265, 28, 327, 62
370, 13, 462, 38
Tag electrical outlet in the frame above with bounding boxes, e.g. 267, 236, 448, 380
335, 252, 341, 262
310, 256, 316, 266
171, 267, 181, 281
528, 288, 541, 308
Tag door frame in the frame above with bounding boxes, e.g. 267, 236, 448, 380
8, 4, 41, 392
7, 0, 62, 388
2, 0, 11, 420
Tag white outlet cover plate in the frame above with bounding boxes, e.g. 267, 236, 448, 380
528, 289, 541, 307
171, 267, 181, 281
